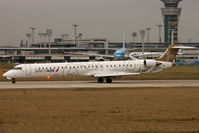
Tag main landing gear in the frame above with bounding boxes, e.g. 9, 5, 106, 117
97, 78, 112, 83
11, 78, 16, 84
98, 78, 104, 83
106, 78, 112, 83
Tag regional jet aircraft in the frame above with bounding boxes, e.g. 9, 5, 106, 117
3, 44, 194, 84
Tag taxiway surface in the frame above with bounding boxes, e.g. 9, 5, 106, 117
0, 80, 199, 89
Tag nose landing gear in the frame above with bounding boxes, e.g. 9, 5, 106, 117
11, 78, 16, 84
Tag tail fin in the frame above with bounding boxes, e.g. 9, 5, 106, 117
155, 44, 196, 62
155, 44, 181, 62
123, 31, 125, 49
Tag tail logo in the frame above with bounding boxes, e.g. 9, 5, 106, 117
165, 51, 174, 62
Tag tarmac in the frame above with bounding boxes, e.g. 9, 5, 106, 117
0, 80, 199, 89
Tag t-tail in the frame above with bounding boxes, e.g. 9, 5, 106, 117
155, 44, 195, 62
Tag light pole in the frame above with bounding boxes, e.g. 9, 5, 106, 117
77, 33, 83, 48
132, 32, 137, 44
146, 28, 151, 43
38, 33, 43, 47
26, 33, 31, 47
46, 29, 52, 54
30, 27, 36, 44
72, 24, 78, 46
43, 33, 47, 48
157, 24, 163, 43
140, 30, 146, 58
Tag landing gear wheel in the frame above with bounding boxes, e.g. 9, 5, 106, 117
106, 78, 112, 83
98, 78, 104, 83
12, 79, 16, 84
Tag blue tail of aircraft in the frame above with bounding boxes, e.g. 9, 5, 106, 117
114, 31, 127, 59
123, 31, 125, 49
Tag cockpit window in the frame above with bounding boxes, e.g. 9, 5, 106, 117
12, 67, 22, 70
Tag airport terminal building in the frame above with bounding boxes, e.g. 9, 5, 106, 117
0, 38, 199, 66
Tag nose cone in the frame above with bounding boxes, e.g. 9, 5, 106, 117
3, 71, 13, 79
3, 72, 8, 77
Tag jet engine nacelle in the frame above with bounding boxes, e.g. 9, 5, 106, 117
98, 57, 105, 61
143, 60, 157, 68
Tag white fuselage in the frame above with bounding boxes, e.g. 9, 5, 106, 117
3, 59, 173, 80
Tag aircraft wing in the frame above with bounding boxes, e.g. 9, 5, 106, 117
93, 72, 140, 78
64, 52, 114, 58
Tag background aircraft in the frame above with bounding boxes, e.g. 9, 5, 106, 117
113, 32, 128, 59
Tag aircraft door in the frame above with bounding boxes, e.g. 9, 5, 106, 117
97, 63, 104, 71
25, 64, 31, 76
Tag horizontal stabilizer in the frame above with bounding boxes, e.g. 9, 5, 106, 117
156, 44, 197, 62
172, 46, 196, 49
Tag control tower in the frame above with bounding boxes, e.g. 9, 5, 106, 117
160, 0, 182, 43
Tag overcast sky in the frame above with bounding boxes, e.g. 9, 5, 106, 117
0, 0, 199, 46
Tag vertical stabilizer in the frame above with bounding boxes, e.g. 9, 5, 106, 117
123, 31, 125, 49
155, 44, 180, 62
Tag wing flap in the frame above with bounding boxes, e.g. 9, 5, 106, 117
93, 72, 140, 78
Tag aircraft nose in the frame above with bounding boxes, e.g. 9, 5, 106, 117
3, 71, 13, 78
3, 72, 8, 77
